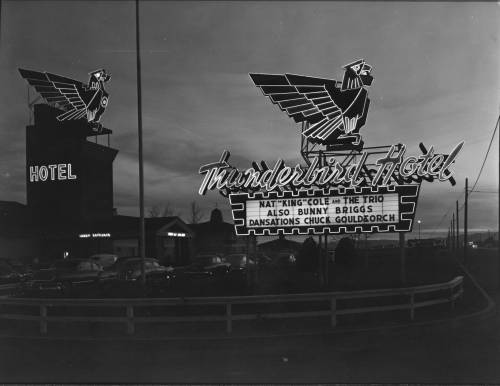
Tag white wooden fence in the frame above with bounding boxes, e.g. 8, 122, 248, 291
0, 276, 463, 335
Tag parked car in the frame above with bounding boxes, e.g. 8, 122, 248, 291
107, 257, 174, 295
271, 252, 297, 267
4, 258, 33, 280
177, 255, 231, 278
23, 258, 105, 296
224, 254, 255, 272
253, 253, 272, 266
113, 258, 172, 280
89, 253, 118, 268
0, 260, 25, 285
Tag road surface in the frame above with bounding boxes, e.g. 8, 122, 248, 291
1, 293, 499, 383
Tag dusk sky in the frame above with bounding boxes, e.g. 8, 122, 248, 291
0, 1, 498, 238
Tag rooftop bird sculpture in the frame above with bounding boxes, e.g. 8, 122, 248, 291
249, 59, 373, 150
19, 68, 111, 133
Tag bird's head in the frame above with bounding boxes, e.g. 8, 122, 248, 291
341, 59, 373, 91
88, 69, 111, 89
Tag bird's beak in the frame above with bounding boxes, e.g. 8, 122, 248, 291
360, 64, 373, 86
361, 73, 373, 86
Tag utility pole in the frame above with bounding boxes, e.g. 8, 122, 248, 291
452, 214, 455, 252
135, 0, 146, 287
324, 233, 329, 286
399, 232, 406, 284
464, 178, 468, 265
456, 200, 460, 258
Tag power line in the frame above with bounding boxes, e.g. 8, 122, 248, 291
429, 113, 499, 236
470, 114, 499, 194
470, 190, 498, 194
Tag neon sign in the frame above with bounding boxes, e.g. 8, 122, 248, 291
29, 163, 77, 182
249, 59, 373, 151
199, 142, 463, 196
198, 60, 464, 235
78, 233, 111, 239
19, 68, 111, 133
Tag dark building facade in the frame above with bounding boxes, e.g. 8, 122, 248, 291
23, 104, 118, 259
26, 104, 117, 225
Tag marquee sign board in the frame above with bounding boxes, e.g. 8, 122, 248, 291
229, 185, 419, 236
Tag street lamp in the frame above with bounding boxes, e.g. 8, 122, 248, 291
417, 220, 422, 242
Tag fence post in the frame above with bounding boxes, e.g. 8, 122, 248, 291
226, 303, 232, 334
40, 304, 47, 335
410, 292, 415, 320
330, 297, 337, 328
126, 305, 135, 335
450, 285, 456, 310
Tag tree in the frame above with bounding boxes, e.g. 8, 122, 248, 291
161, 201, 176, 217
189, 201, 204, 224
335, 237, 357, 267
297, 237, 319, 272
148, 201, 178, 218
148, 205, 161, 218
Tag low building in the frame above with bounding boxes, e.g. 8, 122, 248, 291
189, 208, 256, 258
257, 234, 302, 258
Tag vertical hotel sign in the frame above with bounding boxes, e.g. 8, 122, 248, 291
197, 60, 463, 236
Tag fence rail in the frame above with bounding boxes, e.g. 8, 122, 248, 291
0, 283, 19, 297
0, 276, 463, 335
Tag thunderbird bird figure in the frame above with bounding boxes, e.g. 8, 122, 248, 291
249, 59, 373, 150
19, 68, 111, 133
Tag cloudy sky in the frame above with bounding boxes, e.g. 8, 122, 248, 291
0, 1, 498, 238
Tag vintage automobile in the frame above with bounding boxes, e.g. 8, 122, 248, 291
113, 257, 173, 281
89, 253, 118, 268
176, 255, 231, 278
223, 254, 256, 272
104, 257, 175, 296
0, 260, 26, 285
23, 258, 106, 296
271, 252, 297, 267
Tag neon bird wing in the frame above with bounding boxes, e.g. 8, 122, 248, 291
249, 73, 345, 142
18, 68, 92, 122
45, 72, 96, 121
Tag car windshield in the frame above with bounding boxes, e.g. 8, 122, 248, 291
52, 260, 82, 270
225, 255, 246, 266
120, 260, 141, 269
194, 256, 219, 265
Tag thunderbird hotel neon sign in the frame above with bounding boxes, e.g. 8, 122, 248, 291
197, 59, 464, 236
199, 142, 463, 196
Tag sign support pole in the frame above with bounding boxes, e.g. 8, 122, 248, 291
464, 178, 468, 265
135, 0, 146, 288
324, 233, 329, 286
318, 234, 324, 288
399, 232, 406, 284
456, 200, 459, 260
451, 214, 455, 253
